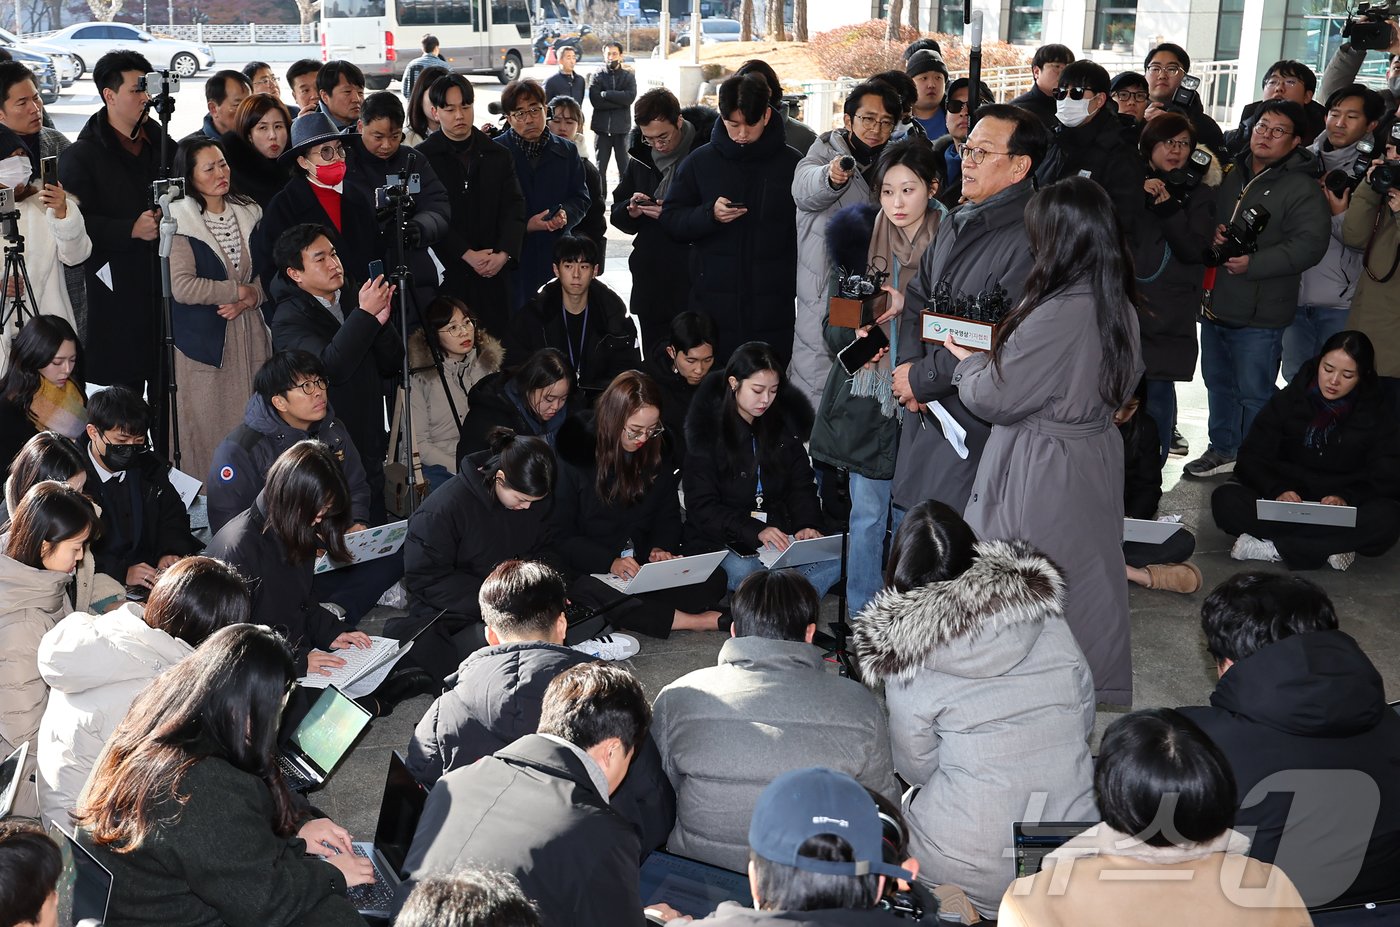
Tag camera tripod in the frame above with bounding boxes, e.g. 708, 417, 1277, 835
0, 212, 39, 334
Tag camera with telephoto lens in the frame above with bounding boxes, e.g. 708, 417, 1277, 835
1169, 74, 1201, 113
1204, 205, 1271, 267
1325, 138, 1375, 196
1342, 2, 1398, 51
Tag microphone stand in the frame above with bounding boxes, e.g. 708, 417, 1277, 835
157, 188, 181, 469
968, 10, 984, 130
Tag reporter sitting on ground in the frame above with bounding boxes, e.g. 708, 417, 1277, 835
0, 822, 62, 927
0, 480, 107, 820
1118, 381, 1201, 594
396, 869, 541, 927
1179, 572, 1400, 907
397, 662, 686, 927
405, 558, 675, 852
508, 235, 638, 397
456, 347, 574, 460
639, 311, 716, 467
75, 624, 374, 926
998, 708, 1310, 925
0, 316, 85, 479
853, 500, 1097, 918
652, 569, 899, 873
35, 556, 249, 828
701, 767, 916, 927
683, 342, 839, 597
392, 429, 559, 684
1212, 330, 1400, 570
3, 431, 94, 521
408, 295, 504, 494
552, 370, 726, 640
80, 386, 203, 592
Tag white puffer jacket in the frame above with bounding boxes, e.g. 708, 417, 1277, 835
0, 192, 91, 376
35, 603, 191, 826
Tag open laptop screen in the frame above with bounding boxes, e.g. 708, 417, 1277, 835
374, 751, 428, 876
52, 825, 113, 927
290, 686, 371, 777
1012, 822, 1098, 879
639, 850, 752, 918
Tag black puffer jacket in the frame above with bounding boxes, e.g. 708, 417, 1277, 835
1232, 360, 1400, 504
220, 130, 292, 208
509, 278, 639, 394
1180, 629, 1400, 907
1036, 110, 1149, 243
1120, 408, 1163, 520
659, 108, 802, 361
640, 340, 702, 466
404, 640, 676, 853
550, 413, 683, 576
455, 369, 571, 461
682, 372, 824, 552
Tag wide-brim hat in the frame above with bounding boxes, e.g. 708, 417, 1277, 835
281, 110, 358, 164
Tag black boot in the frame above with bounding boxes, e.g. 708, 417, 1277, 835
357, 667, 439, 718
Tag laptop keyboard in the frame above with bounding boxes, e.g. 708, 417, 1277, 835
277, 755, 311, 791
597, 573, 631, 593
345, 844, 394, 913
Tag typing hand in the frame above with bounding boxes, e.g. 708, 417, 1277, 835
712, 197, 747, 223
645, 903, 692, 925
126, 562, 158, 588
610, 556, 641, 580
298, 818, 354, 857
794, 528, 823, 541
157, 554, 181, 570
649, 548, 678, 562
325, 848, 376, 887
306, 649, 348, 676
758, 527, 791, 551
1321, 495, 1348, 506
1276, 491, 1303, 503
331, 631, 372, 650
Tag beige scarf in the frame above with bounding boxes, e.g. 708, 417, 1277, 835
850, 207, 941, 416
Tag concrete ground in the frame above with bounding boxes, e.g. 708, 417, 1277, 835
313, 359, 1400, 841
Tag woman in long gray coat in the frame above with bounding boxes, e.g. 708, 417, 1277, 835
789, 80, 902, 407
947, 178, 1143, 706
854, 501, 1096, 918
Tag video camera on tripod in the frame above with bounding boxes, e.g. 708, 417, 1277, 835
1342, 2, 1398, 50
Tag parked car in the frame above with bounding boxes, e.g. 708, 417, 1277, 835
675, 17, 746, 47
43, 22, 214, 78
7, 46, 59, 104
0, 27, 78, 86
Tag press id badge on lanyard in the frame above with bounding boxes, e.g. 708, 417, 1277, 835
751, 437, 767, 523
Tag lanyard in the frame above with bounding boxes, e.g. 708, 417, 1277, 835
562, 304, 589, 378
752, 436, 764, 505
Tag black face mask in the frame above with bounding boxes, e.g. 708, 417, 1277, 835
607, 58, 621, 70
99, 438, 144, 472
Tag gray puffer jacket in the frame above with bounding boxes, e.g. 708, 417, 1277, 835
854, 539, 1097, 917
789, 130, 876, 408
1298, 132, 1366, 313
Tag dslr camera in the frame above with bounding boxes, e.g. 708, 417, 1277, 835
1325, 138, 1375, 196
1342, 2, 1398, 51
1204, 205, 1271, 267
1368, 124, 1400, 194
1164, 147, 1213, 201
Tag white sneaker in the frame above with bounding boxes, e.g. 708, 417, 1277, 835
1327, 551, 1356, 571
572, 633, 641, 661
1231, 533, 1282, 563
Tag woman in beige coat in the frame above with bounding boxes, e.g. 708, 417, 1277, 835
168, 137, 269, 481
999, 708, 1312, 927
0, 480, 108, 820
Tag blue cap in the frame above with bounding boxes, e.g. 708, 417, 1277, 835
749, 768, 914, 881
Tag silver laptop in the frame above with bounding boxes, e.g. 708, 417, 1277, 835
1123, 518, 1182, 544
342, 752, 428, 919
1257, 499, 1358, 528
758, 534, 845, 570
592, 550, 727, 595
276, 686, 372, 792
0, 741, 26, 818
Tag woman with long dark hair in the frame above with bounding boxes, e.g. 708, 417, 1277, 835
1212, 329, 1400, 570
0, 480, 105, 819
0, 315, 84, 474
456, 347, 574, 460
854, 500, 1095, 919
3, 430, 88, 517
74, 623, 373, 925
37, 555, 250, 827
408, 295, 504, 493
169, 136, 271, 479
404, 68, 444, 148
946, 176, 1143, 707
221, 93, 294, 207
810, 140, 945, 615
684, 342, 839, 595
639, 311, 716, 467
554, 371, 726, 642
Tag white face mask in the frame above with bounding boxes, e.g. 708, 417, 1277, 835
1055, 96, 1093, 128
0, 154, 30, 191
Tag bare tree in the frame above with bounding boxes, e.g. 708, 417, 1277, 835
885, 0, 904, 41
86, 0, 122, 20
295, 0, 321, 26
907, 0, 919, 32
740, 0, 753, 40
793, 0, 806, 41
768, 0, 785, 40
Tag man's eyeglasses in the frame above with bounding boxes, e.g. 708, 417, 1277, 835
509, 106, 545, 120
853, 113, 896, 132
289, 377, 329, 395
641, 128, 677, 147
624, 424, 666, 442
1146, 64, 1184, 76
441, 319, 476, 335
1252, 122, 1293, 139
1264, 77, 1303, 91
253, 76, 279, 92
310, 144, 346, 162
1051, 85, 1096, 101
1111, 90, 1148, 103
956, 143, 1016, 165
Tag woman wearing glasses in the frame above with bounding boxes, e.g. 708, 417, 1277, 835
790, 80, 903, 408
494, 79, 590, 311
408, 295, 504, 493
552, 370, 726, 641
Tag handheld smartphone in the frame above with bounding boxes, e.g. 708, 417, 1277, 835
368, 259, 384, 281
837, 326, 890, 375
635, 194, 657, 207
39, 156, 57, 188
727, 200, 747, 209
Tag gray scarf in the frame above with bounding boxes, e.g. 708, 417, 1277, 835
652, 119, 696, 200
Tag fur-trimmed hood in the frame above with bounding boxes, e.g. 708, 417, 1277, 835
407, 326, 504, 374
854, 538, 1066, 684
684, 368, 816, 454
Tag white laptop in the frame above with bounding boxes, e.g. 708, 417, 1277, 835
0, 741, 26, 817
1256, 499, 1358, 528
758, 534, 845, 570
592, 550, 728, 595
1122, 518, 1182, 544
315, 520, 409, 574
